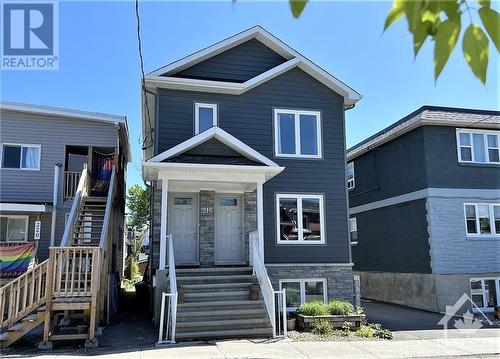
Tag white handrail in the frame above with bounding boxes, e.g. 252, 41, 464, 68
98, 165, 116, 248
250, 230, 287, 338
60, 166, 89, 247
157, 234, 177, 345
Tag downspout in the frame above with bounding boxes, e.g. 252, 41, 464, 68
50, 163, 62, 247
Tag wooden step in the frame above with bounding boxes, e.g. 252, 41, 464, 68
0, 310, 45, 348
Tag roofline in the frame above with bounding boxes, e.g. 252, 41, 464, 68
146, 25, 361, 103
0, 100, 132, 161
347, 105, 500, 161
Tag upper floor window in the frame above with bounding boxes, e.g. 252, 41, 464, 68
457, 129, 500, 164
349, 217, 358, 245
274, 109, 322, 158
0, 215, 29, 242
347, 162, 355, 189
195, 103, 217, 134
1, 144, 40, 170
276, 193, 325, 244
464, 203, 500, 237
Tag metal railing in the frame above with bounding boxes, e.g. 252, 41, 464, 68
250, 231, 287, 338
64, 171, 82, 200
157, 234, 178, 345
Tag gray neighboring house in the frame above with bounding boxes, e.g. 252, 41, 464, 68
347, 106, 500, 315
141, 26, 361, 339
0, 101, 130, 273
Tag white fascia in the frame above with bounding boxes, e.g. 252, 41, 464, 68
0, 203, 47, 212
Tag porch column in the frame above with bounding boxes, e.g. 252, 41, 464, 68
256, 181, 264, 262
159, 179, 168, 270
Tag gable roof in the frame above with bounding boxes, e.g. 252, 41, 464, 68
347, 105, 500, 161
147, 126, 280, 167
145, 26, 361, 105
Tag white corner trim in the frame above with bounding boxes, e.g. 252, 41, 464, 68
147, 126, 280, 167
0, 203, 47, 212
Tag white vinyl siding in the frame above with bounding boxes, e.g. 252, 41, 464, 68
456, 129, 500, 164
0, 215, 29, 242
194, 103, 217, 134
279, 278, 327, 311
464, 203, 500, 237
0, 143, 41, 170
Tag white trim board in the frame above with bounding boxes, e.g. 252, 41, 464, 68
349, 188, 500, 215
146, 26, 361, 105
0, 203, 47, 212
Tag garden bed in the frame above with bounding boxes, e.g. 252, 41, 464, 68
296, 313, 365, 331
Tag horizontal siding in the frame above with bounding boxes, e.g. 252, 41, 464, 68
0, 111, 118, 203
157, 67, 350, 264
172, 39, 286, 82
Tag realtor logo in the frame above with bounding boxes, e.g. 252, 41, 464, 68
1, 1, 58, 69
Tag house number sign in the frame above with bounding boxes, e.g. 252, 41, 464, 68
34, 221, 41, 240
201, 207, 214, 215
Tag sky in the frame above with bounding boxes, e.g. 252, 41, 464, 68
1, 0, 499, 189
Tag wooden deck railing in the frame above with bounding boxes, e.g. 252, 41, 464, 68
64, 171, 82, 200
0, 259, 49, 328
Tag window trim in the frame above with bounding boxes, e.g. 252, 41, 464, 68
349, 217, 358, 246
456, 129, 500, 164
194, 102, 218, 135
347, 162, 355, 190
276, 193, 326, 245
273, 108, 322, 159
0, 215, 29, 243
0, 143, 41, 171
463, 203, 500, 238
279, 278, 328, 312
469, 277, 500, 313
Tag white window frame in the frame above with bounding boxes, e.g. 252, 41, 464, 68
276, 193, 326, 245
463, 203, 500, 238
349, 217, 358, 245
456, 129, 500, 164
273, 108, 322, 159
0, 215, 29, 242
347, 162, 355, 190
0, 143, 41, 171
194, 102, 218, 135
469, 277, 500, 313
279, 278, 327, 312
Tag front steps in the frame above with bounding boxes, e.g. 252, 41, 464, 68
175, 267, 272, 340
0, 311, 45, 348
72, 197, 106, 246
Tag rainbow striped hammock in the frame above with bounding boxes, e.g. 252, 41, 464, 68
0, 243, 36, 276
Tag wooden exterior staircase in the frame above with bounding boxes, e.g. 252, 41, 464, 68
0, 165, 117, 349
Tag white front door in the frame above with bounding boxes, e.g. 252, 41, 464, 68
215, 195, 243, 263
168, 193, 198, 263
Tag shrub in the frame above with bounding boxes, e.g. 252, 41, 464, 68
368, 323, 393, 339
355, 326, 374, 338
312, 319, 333, 336
327, 300, 356, 315
341, 321, 352, 336
297, 301, 329, 316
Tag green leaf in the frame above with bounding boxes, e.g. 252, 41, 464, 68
434, 19, 461, 80
463, 24, 489, 84
476, 0, 491, 7
478, 6, 500, 52
413, 22, 429, 56
440, 0, 460, 22
404, 0, 424, 33
289, 0, 308, 18
384, 0, 405, 30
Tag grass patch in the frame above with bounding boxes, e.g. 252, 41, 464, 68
297, 301, 330, 316
297, 300, 358, 316
312, 319, 333, 336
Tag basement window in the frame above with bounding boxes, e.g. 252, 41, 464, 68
279, 279, 327, 311
470, 278, 500, 312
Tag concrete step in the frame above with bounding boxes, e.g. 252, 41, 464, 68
181, 282, 250, 292
183, 290, 249, 303
176, 267, 253, 276
175, 327, 272, 340
177, 274, 253, 285
177, 317, 270, 332
177, 308, 268, 322
178, 300, 265, 312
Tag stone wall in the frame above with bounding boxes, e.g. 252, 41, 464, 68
267, 264, 355, 303
199, 190, 215, 266
244, 190, 257, 263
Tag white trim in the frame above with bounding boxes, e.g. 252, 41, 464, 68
463, 203, 500, 238
276, 193, 325, 245
0, 203, 46, 212
279, 278, 328, 311
347, 162, 355, 190
0, 215, 29, 242
273, 109, 322, 159
194, 103, 218, 135
456, 129, 500, 164
0, 143, 41, 171
470, 277, 500, 313
146, 26, 361, 104
349, 217, 358, 246
256, 182, 265, 262
147, 126, 280, 167
159, 179, 169, 271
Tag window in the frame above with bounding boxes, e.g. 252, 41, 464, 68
470, 278, 500, 312
195, 103, 217, 134
218, 197, 237, 206
174, 197, 193, 206
349, 217, 358, 245
464, 203, 500, 237
0, 215, 29, 242
276, 194, 325, 244
274, 109, 322, 158
347, 162, 355, 189
280, 279, 327, 311
457, 130, 500, 164
1, 144, 40, 170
